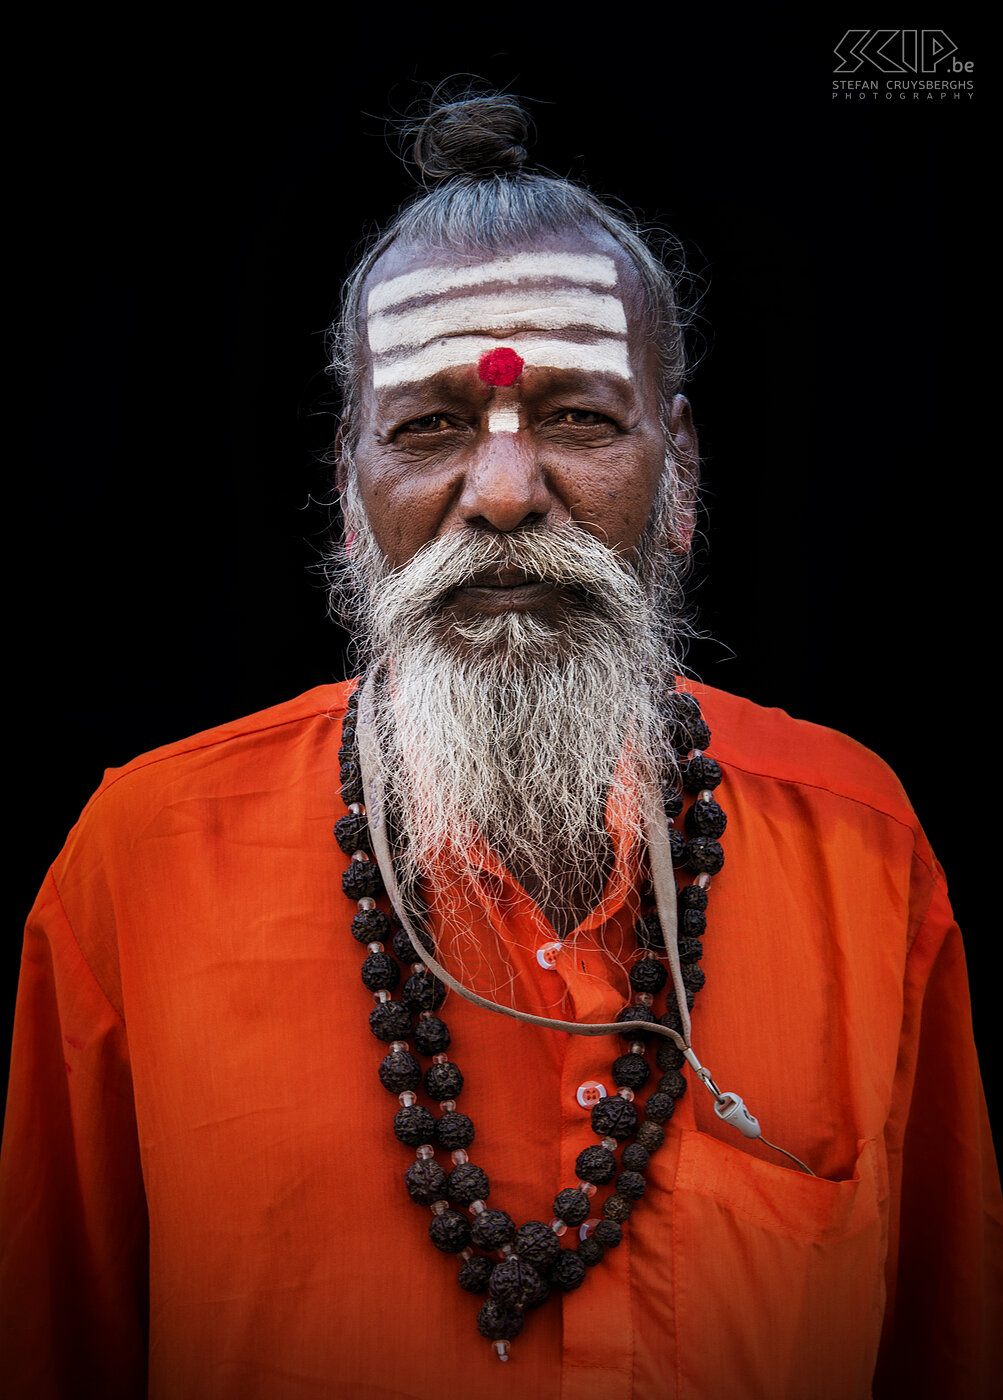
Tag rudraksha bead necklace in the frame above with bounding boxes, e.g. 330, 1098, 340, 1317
336, 681, 725, 1360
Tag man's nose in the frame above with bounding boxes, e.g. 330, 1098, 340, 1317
457, 429, 554, 533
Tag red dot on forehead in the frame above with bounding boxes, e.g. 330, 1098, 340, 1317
478, 346, 524, 386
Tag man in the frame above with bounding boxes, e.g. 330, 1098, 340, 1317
2, 93, 999, 1399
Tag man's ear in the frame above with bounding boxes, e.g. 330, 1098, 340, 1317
667, 394, 700, 554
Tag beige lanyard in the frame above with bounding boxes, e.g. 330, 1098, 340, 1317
356, 668, 813, 1175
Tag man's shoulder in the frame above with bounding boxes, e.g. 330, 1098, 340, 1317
76, 682, 357, 827
38, 683, 359, 1008
688, 680, 917, 829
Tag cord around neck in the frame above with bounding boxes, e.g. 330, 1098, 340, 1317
356, 667, 692, 1052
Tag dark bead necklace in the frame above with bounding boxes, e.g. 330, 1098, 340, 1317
335, 682, 725, 1361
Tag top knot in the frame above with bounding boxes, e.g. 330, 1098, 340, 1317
411, 95, 530, 186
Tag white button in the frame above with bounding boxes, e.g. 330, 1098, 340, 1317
536, 941, 563, 970
576, 1080, 607, 1108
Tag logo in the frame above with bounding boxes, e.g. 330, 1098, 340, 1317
833, 30, 973, 74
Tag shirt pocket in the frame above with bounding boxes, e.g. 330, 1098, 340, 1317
671, 1131, 888, 1400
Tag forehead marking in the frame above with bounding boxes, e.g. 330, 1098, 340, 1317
372, 336, 631, 389
479, 348, 524, 385
488, 407, 520, 434
367, 251, 617, 316
368, 288, 627, 355
369, 255, 631, 392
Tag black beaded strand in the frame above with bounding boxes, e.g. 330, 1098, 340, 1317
336, 682, 725, 1359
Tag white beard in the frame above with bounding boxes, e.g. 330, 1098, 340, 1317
331, 471, 687, 922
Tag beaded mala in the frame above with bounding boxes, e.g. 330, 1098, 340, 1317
335, 681, 726, 1361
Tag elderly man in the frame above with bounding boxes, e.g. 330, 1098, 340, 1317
2, 94, 999, 1399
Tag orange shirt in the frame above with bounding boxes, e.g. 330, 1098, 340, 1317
2, 680, 1000, 1399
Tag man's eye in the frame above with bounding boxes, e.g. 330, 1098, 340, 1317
399, 414, 452, 434
554, 409, 611, 426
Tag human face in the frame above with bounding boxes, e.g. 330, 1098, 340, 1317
350, 231, 693, 627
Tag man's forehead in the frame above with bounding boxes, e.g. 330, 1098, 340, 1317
362, 235, 646, 396
363, 230, 642, 309
366, 248, 619, 315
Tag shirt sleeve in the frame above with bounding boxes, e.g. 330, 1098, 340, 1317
0, 871, 149, 1400
875, 852, 1003, 1399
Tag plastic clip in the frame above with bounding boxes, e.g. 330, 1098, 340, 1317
712, 1093, 762, 1140
683, 1048, 762, 1140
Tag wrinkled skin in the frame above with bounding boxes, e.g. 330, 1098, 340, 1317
347, 227, 697, 632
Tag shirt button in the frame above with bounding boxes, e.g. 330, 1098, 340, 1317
576, 1080, 607, 1108
536, 941, 563, 970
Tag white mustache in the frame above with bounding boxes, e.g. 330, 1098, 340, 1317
369, 522, 646, 637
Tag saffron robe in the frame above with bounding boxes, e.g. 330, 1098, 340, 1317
2, 680, 1000, 1399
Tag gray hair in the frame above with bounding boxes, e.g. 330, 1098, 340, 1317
326, 94, 695, 455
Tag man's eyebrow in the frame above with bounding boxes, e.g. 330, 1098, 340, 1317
373, 366, 638, 424
367, 251, 618, 315
535, 370, 637, 407
373, 379, 470, 417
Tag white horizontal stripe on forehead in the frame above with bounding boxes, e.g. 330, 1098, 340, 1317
367, 251, 618, 316
368, 289, 627, 355
372, 335, 631, 389
488, 408, 520, 434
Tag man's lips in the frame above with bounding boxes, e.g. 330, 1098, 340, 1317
444, 568, 561, 613
467, 566, 542, 589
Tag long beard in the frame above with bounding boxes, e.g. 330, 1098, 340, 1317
330, 472, 688, 921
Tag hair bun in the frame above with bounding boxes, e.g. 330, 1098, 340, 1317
412, 94, 530, 184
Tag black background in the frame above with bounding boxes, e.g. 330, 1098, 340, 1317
11, 15, 993, 1112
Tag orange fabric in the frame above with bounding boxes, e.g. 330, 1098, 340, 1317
2, 680, 1000, 1399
